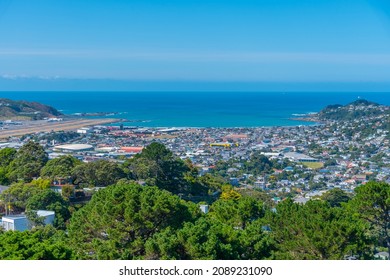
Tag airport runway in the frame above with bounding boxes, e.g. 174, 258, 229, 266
0, 118, 120, 139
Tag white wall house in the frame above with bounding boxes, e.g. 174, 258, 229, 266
1, 215, 29, 231
0, 210, 55, 231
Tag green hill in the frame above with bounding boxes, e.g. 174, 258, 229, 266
0, 98, 63, 120
318, 99, 389, 121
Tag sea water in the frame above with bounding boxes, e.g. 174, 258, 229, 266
0, 91, 389, 127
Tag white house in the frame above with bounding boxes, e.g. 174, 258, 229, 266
199, 205, 209, 214
1, 215, 29, 231
0, 210, 55, 231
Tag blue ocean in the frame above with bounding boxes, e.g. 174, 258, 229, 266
0, 92, 389, 127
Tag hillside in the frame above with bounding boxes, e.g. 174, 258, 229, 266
317, 99, 389, 121
0, 98, 63, 120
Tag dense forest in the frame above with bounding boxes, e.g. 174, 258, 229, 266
0, 141, 389, 260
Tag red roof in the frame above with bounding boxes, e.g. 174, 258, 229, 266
120, 147, 144, 153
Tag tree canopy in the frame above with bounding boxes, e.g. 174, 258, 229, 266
0, 226, 73, 260
41, 155, 82, 181
321, 188, 351, 207
26, 189, 71, 229
348, 182, 390, 254
8, 141, 48, 182
266, 199, 371, 259
125, 142, 202, 195
1, 182, 44, 213
67, 182, 198, 259
72, 160, 126, 187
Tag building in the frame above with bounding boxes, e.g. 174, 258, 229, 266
374, 252, 389, 260
119, 147, 144, 153
77, 127, 92, 134
1, 210, 55, 231
225, 134, 248, 140
53, 144, 94, 153
229, 177, 239, 186
210, 142, 239, 148
0, 142, 23, 149
284, 152, 320, 163
254, 181, 266, 190
199, 205, 209, 214
0, 185, 9, 194
1, 215, 29, 231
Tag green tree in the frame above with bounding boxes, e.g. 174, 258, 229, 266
25, 210, 46, 228
0, 226, 74, 260
0, 167, 9, 185
238, 219, 274, 259
8, 141, 48, 182
72, 160, 126, 187
321, 188, 351, 207
125, 142, 192, 195
29, 178, 51, 189
210, 196, 264, 229
243, 153, 273, 176
61, 185, 74, 200
41, 155, 82, 181
267, 199, 372, 259
0, 182, 44, 213
144, 227, 182, 260
67, 182, 198, 259
0, 147, 17, 167
145, 216, 273, 260
26, 189, 71, 229
176, 217, 241, 259
0, 148, 17, 184
348, 182, 390, 254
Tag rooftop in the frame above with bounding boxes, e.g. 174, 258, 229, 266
54, 144, 93, 151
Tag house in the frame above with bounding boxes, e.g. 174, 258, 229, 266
50, 177, 75, 196
77, 127, 92, 134
199, 204, 209, 214
374, 252, 389, 260
294, 196, 310, 204
1, 210, 55, 231
0, 185, 9, 194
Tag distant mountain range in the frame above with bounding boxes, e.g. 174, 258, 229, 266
0, 98, 63, 120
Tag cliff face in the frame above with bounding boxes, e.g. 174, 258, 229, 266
0, 98, 63, 120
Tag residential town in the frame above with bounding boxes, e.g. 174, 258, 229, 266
1, 100, 389, 205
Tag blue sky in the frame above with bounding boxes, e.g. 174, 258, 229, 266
0, 0, 390, 90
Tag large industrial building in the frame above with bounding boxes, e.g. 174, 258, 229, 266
53, 144, 94, 153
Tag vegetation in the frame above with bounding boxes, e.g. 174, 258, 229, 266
72, 160, 126, 188
266, 199, 371, 259
0, 98, 62, 120
348, 182, 390, 254
67, 182, 198, 259
0, 226, 73, 260
321, 188, 351, 207
41, 155, 82, 180
26, 190, 71, 229
8, 141, 48, 182
301, 162, 324, 169
318, 99, 389, 121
